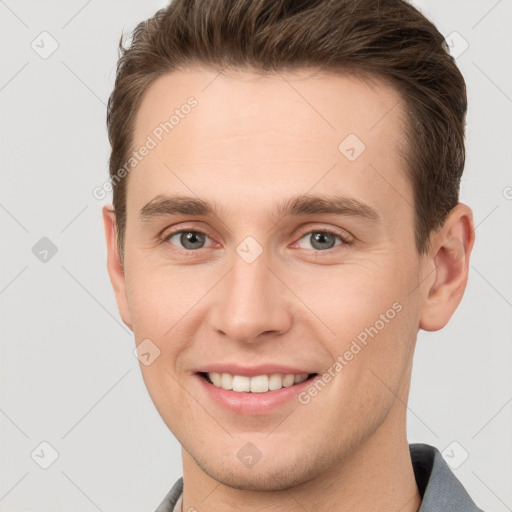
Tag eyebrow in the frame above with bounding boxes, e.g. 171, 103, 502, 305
139, 193, 380, 223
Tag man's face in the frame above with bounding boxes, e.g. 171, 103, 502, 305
114, 68, 429, 489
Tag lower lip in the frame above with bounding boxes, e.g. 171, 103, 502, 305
195, 374, 317, 415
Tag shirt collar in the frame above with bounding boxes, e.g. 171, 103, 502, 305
411, 443, 483, 512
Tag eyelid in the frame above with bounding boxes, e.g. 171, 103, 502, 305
160, 222, 213, 239
293, 225, 354, 245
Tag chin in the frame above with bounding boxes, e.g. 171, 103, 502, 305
190, 447, 327, 492
202, 466, 307, 492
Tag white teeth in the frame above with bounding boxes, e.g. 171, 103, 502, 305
206, 372, 310, 393
269, 373, 284, 391
220, 373, 233, 390
209, 372, 221, 387
282, 374, 295, 387
232, 375, 250, 392
250, 375, 269, 393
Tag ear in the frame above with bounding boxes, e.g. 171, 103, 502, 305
102, 205, 133, 331
419, 203, 475, 331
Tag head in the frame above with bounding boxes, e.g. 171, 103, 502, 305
103, 0, 474, 492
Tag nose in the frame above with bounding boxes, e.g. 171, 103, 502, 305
208, 248, 293, 344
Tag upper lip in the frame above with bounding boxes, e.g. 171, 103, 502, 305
195, 364, 317, 377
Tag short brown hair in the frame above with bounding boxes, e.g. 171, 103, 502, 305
107, 0, 467, 258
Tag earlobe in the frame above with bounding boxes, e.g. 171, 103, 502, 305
419, 203, 475, 332
102, 205, 133, 331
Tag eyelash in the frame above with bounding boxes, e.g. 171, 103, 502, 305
160, 226, 351, 254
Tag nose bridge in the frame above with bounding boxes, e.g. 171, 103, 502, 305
210, 244, 291, 342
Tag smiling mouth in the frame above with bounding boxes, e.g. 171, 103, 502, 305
198, 371, 318, 393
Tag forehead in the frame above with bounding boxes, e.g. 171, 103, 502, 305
134, 67, 407, 149
128, 67, 411, 222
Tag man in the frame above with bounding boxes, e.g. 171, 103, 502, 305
103, 0, 483, 510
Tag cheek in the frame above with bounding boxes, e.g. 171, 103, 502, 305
123, 259, 200, 335
291, 257, 418, 380
123, 261, 214, 385
292, 258, 406, 328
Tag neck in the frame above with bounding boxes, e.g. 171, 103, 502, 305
180, 402, 421, 512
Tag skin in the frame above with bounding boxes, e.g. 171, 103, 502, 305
103, 68, 474, 512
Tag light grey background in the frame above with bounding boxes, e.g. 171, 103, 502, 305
1, 1, 511, 511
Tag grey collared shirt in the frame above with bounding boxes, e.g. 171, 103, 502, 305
155, 443, 484, 512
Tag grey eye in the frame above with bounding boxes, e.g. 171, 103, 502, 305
297, 231, 342, 251
169, 231, 209, 250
